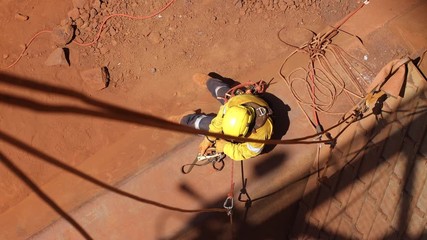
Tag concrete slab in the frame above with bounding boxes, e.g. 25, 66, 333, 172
388, 0, 427, 54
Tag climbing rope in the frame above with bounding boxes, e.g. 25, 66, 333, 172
216, 79, 271, 104
224, 160, 235, 220
279, 29, 372, 130
278, 0, 372, 131
2, 30, 53, 70
0, 0, 379, 232
234, 1, 374, 226
73, 0, 176, 46
1, 0, 176, 70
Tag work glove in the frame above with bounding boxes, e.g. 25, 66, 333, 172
215, 139, 227, 153
199, 137, 214, 155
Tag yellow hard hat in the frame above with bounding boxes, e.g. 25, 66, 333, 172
222, 105, 255, 137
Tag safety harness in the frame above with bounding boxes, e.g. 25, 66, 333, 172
224, 79, 274, 133
243, 102, 273, 132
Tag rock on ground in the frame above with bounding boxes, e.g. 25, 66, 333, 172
51, 24, 75, 46
44, 48, 69, 66
80, 67, 109, 90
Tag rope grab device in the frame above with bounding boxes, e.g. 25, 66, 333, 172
181, 147, 226, 174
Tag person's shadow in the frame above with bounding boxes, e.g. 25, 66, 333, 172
208, 72, 291, 153
262, 92, 290, 153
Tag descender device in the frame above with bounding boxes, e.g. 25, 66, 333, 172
181, 147, 226, 174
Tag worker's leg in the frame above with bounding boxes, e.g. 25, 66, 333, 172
206, 78, 230, 105
180, 114, 215, 131
193, 73, 230, 105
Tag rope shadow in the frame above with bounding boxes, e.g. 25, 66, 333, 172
0, 73, 329, 145
169, 161, 354, 240
0, 73, 205, 136
0, 130, 226, 239
0, 72, 356, 239
0, 151, 93, 240
167, 97, 426, 239
289, 112, 427, 238
0, 130, 226, 213
0, 71, 333, 239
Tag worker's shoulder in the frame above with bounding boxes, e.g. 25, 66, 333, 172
248, 116, 273, 139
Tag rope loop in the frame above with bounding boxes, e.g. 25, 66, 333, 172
223, 80, 271, 103
238, 184, 252, 208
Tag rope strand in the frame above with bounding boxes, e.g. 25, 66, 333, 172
1, 0, 176, 69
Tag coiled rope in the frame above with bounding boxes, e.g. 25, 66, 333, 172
278, 1, 372, 131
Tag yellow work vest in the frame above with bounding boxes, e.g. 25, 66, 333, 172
209, 94, 273, 161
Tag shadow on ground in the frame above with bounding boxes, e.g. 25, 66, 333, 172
0, 72, 426, 239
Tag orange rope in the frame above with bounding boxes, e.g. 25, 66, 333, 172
278, 1, 371, 131
227, 161, 235, 224
2, 30, 53, 70
73, 0, 176, 47
333, 1, 368, 30
1, 0, 176, 70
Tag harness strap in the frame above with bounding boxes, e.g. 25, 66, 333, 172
243, 102, 273, 130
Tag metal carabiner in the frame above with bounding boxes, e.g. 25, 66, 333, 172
197, 154, 217, 161
223, 196, 234, 216
212, 158, 225, 171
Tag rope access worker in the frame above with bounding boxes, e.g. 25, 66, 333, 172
176, 73, 273, 161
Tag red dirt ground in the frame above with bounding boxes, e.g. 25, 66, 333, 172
0, 0, 345, 213
1, 0, 422, 239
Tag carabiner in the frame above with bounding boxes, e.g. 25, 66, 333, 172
212, 158, 225, 171
223, 196, 234, 216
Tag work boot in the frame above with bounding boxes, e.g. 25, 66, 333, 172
168, 110, 195, 124
192, 73, 211, 87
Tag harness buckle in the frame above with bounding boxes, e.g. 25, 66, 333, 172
256, 107, 267, 116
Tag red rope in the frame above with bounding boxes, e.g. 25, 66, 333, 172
2, 30, 53, 70
228, 161, 235, 198
73, 0, 176, 47
333, 1, 368, 30
223, 80, 268, 103
2, 0, 176, 70
228, 160, 235, 225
